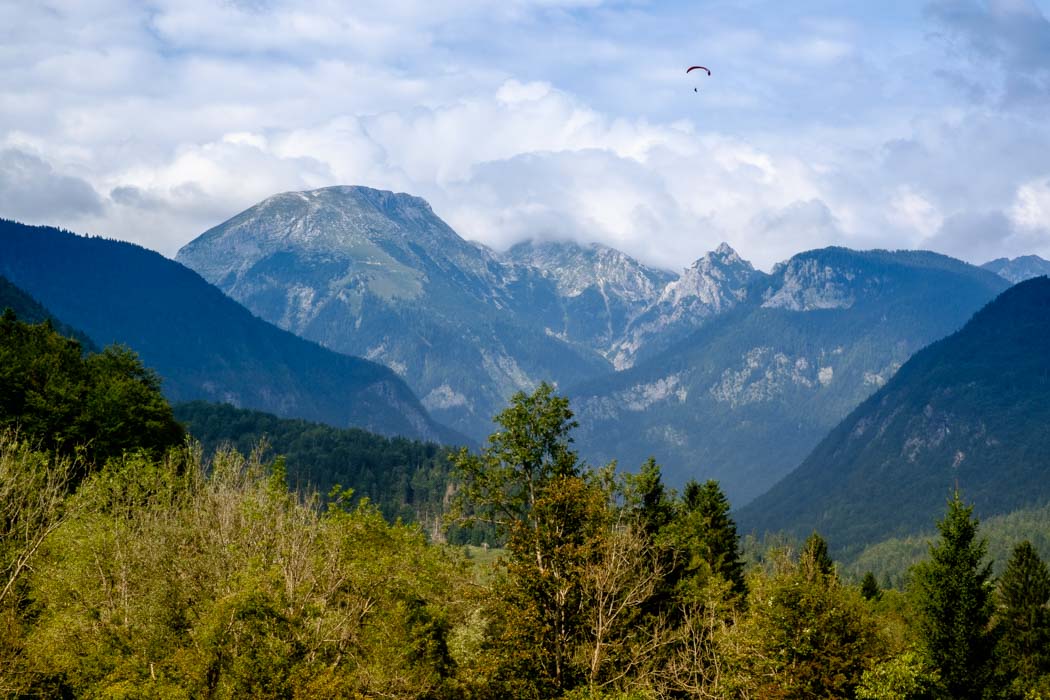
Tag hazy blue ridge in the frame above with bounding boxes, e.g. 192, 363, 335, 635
0, 274, 98, 351
737, 276, 1050, 557
0, 218, 462, 444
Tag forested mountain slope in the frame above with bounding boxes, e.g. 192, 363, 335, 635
0, 275, 96, 350
0, 219, 459, 443
739, 276, 1050, 554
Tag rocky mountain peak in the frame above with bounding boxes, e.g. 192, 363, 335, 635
605, 244, 759, 370
981, 254, 1050, 284
658, 243, 756, 308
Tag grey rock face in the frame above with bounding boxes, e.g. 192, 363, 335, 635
610, 242, 760, 369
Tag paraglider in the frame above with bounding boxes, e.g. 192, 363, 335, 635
687, 65, 711, 92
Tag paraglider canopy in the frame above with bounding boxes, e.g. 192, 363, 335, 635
686, 66, 711, 75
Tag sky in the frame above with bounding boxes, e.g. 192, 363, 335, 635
2, 0, 1050, 271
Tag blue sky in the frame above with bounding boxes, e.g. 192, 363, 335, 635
2, 0, 1050, 270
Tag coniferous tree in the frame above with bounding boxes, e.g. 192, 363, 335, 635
911, 492, 995, 700
667, 479, 747, 599
626, 457, 674, 537
994, 540, 1050, 696
860, 571, 882, 601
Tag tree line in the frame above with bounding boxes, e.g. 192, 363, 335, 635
1, 312, 1049, 698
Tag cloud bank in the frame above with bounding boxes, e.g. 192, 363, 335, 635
1, 0, 1049, 270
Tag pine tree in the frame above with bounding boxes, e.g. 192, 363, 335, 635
860, 571, 882, 601
994, 540, 1050, 695
626, 457, 674, 537
667, 479, 746, 599
911, 491, 994, 700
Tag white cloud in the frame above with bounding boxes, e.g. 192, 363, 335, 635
889, 187, 943, 237
1010, 177, 1050, 231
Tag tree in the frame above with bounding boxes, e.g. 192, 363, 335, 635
801, 531, 835, 581
450, 382, 579, 539
856, 651, 940, 700
994, 540, 1050, 696
727, 546, 881, 698
911, 491, 995, 699
0, 313, 184, 470
0, 436, 77, 695
661, 479, 747, 602
624, 457, 674, 537
450, 383, 604, 696
861, 571, 882, 601
23, 445, 469, 698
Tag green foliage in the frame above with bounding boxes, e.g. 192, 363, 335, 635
451, 382, 601, 696
0, 311, 184, 469
6, 359, 1050, 699
727, 546, 883, 699
801, 531, 836, 580
16, 445, 470, 698
0, 434, 79, 695
856, 650, 940, 700
660, 479, 747, 602
994, 541, 1050, 697
451, 382, 579, 534
911, 492, 995, 699
845, 501, 1050, 588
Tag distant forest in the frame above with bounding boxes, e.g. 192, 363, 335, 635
174, 400, 455, 538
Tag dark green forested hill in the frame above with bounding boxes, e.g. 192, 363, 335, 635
174, 401, 454, 532
0, 219, 460, 444
1, 311, 184, 468
0, 275, 96, 351
738, 276, 1050, 556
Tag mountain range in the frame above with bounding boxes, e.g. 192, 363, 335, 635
176, 188, 1009, 504
737, 275, 1050, 555
5, 184, 1042, 522
176, 188, 616, 439
0, 219, 458, 444
568, 248, 1009, 503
